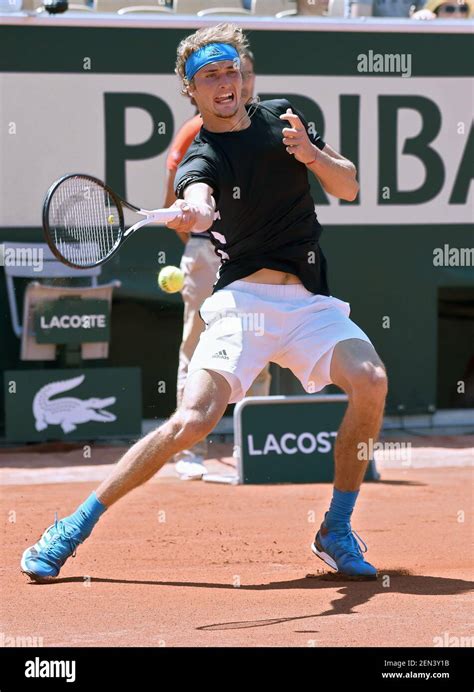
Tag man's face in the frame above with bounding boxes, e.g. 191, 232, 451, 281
240, 56, 255, 105
189, 59, 242, 119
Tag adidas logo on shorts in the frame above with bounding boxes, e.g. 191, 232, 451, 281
212, 349, 229, 360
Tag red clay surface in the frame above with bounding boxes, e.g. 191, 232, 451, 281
1, 440, 473, 647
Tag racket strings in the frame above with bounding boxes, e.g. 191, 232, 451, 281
49, 177, 121, 266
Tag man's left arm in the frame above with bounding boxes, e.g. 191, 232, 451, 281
306, 143, 359, 202
280, 108, 359, 202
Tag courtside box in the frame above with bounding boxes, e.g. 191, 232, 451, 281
234, 394, 379, 484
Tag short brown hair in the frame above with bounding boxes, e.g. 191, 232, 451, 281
175, 23, 250, 96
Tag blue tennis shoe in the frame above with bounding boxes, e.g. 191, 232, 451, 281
312, 515, 377, 580
21, 514, 87, 582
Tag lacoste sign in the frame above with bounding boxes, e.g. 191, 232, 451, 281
235, 395, 379, 484
4, 368, 141, 441
35, 298, 110, 344
39, 314, 107, 329
247, 431, 337, 456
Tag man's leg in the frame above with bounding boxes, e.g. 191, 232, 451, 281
97, 369, 230, 506
97, 370, 230, 507
329, 338, 388, 491
175, 240, 220, 476
176, 241, 217, 406
312, 338, 388, 579
21, 369, 231, 581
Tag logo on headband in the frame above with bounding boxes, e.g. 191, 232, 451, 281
207, 45, 223, 58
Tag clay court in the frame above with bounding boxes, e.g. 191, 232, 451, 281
1, 437, 472, 648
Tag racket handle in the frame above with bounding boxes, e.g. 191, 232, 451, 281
148, 208, 221, 223
147, 209, 181, 223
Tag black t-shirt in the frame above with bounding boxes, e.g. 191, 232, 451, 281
174, 98, 329, 296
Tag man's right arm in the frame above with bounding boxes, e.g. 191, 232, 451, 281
165, 182, 216, 234
163, 168, 188, 244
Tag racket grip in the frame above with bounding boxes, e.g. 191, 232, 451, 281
148, 209, 181, 223
149, 208, 221, 224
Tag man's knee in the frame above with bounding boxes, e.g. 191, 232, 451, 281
347, 360, 388, 402
170, 408, 217, 448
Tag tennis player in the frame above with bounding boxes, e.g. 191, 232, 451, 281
164, 49, 271, 480
21, 23, 387, 582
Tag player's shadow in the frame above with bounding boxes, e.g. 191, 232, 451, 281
197, 571, 474, 630
28, 572, 473, 630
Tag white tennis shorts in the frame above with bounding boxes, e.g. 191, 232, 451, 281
187, 280, 372, 403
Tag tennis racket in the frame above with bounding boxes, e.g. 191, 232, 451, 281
42, 173, 207, 269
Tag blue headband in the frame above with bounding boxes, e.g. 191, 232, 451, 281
185, 43, 240, 82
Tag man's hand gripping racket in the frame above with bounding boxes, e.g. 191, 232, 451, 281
42, 173, 219, 269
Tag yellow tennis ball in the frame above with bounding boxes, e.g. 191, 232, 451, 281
158, 266, 184, 293
107, 214, 115, 224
